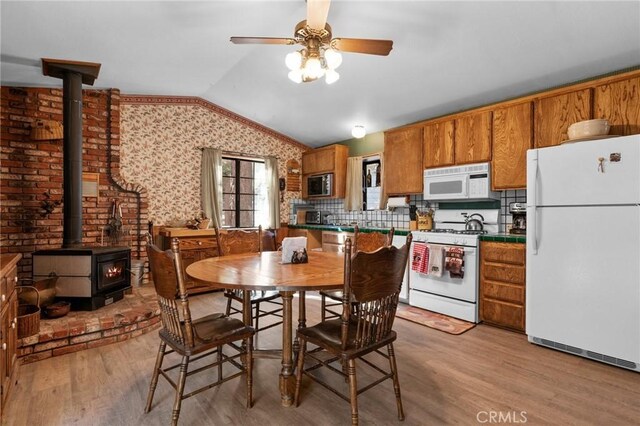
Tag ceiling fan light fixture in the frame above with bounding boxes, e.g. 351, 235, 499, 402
285, 50, 303, 70
302, 56, 324, 80
325, 69, 340, 84
352, 125, 366, 139
324, 48, 342, 69
288, 69, 303, 83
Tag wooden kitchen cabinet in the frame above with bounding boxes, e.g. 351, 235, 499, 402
159, 228, 220, 294
384, 126, 423, 194
454, 111, 492, 165
534, 89, 592, 148
480, 242, 526, 332
594, 76, 640, 136
0, 254, 20, 414
492, 102, 533, 190
301, 144, 348, 198
423, 120, 455, 169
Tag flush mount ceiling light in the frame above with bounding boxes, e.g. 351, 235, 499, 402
352, 125, 366, 139
230, 0, 393, 84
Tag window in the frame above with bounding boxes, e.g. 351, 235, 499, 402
221, 157, 268, 228
362, 158, 381, 210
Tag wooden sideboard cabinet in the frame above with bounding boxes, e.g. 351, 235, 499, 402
479, 242, 526, 332
0, 254, 20, 416
159, 228, 220, 294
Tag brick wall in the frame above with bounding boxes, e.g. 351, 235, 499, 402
0, 86, 149, 279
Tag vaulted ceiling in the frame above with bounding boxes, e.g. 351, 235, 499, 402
2, 1, 639, 147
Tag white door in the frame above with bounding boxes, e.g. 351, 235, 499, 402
527, 135, 640, 207
526, 205, 640, 363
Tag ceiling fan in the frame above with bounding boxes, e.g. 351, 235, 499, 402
230, 0, 393, 84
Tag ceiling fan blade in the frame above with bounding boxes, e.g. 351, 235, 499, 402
230, 37, 296, 45
331, 38, 393, 56
306, 0, 331, 30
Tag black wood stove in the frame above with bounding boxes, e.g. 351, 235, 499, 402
32, 247, 131, 311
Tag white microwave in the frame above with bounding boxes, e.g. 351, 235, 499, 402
307, 173, 333, 197
423, 162, 500, 201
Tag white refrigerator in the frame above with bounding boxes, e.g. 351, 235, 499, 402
526, 135, 640, 372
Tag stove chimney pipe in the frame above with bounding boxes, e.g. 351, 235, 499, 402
42, 58, 101, 248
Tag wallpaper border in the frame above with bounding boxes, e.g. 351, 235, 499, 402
121, 94, 310, 152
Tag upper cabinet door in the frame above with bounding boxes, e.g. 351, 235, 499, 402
492, 102, 533, 190
534, 89, 592, 148
384, 127, 423, 195
302, 147, 335, 175
454, 111, 492, 164
423, 120, 455, 169
594, 76, 640, 136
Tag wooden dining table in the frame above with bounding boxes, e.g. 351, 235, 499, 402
186, 250, 344, 407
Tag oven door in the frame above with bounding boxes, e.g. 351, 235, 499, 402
423, 173, 469, 200
409, 243, 478, 302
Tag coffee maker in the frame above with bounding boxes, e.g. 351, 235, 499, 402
509, 202, 526, 234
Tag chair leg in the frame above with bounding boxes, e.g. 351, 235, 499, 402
348, 358, 359, 426
320, 294, 326, 321
144, 341, 167, 413
225, 292, 233, 316
171, 355, 190, 426
388, 343, 405, 421
217, 346, 223, 380
245, 337, 254, 408
293, 337, 306, 407
254, 301, 260, 331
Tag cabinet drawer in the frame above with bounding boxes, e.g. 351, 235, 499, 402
322, 231, 353, 245
482, 263, 525, 285
481, 242, 525, 265
481, 299, 525, 331
179, 237, 218, 250
482, 280, 525, 304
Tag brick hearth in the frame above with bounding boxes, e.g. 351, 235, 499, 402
18, 286, 160, 364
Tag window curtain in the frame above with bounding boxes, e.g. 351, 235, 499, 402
265, 156, 280, 229
378, 155, 387, 210
201, 148, 223, 229
344, 156, 364, 211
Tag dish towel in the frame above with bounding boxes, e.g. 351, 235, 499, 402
427, 244, 444, 277
445, 246, 465, 279
411, 243, 429, 274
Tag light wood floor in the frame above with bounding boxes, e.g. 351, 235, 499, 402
4, 290, 639, 425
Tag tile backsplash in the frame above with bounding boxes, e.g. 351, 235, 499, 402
290, 190, 526, 231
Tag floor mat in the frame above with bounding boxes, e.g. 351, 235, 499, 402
396, 304, 475, 335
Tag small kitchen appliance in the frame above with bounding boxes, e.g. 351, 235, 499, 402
305, 210, 331, 225
423, 162, 500, 201
307, 173, 333, 197
509, 202, 526, 234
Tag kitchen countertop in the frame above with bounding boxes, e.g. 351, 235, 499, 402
288, 224, 411, 236
480, 232, 526, 243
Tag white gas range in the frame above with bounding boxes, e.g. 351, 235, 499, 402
409, 209, 499, 323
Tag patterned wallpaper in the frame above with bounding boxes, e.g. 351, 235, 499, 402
119, 97, 308, 226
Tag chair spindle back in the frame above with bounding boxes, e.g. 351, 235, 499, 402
146, 235, 195, 347
341, 233, 412, 350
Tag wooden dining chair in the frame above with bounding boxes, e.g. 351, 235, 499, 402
217, 226, 284, 333
320, 226, 395, 321
144, 236, 254, 426
294, 233, 412, 426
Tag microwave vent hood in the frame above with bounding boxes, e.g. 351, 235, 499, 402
423, 162, 500, 201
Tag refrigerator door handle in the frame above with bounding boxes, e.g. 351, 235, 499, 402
531, 154, 539, 255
